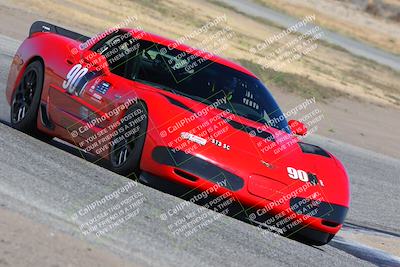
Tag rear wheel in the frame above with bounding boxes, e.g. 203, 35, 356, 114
10, 61, 45, 135
110, 103, 148, 178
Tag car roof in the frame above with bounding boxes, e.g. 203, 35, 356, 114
121, 28, 257, 78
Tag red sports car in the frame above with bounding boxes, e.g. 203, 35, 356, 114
6, 21, 349, 245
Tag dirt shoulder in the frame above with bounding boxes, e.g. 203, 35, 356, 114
0, 207, 136, 267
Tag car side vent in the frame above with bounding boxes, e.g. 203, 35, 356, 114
174, 169, 198, 182
40, 103, 54, 129
223, 118, 275, 142
298, 142, 331, 158
162, 94, 196, 113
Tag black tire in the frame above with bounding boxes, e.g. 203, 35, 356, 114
294, 226, 335, 246
304, 233, 335, 246
109, 102, 148, 178
10, 61, 44, 134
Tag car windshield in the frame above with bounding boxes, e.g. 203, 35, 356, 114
135, 45, 288, 131
112, 38, 289, 133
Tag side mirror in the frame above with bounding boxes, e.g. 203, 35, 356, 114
288, 120, 307, 136
81, 50, 110, 75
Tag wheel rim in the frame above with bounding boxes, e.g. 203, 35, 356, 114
11, 69, 38, 123
112, 138, 131, 167
111, 108, 145, 167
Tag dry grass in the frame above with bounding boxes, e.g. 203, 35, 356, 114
255, 0, 400, 55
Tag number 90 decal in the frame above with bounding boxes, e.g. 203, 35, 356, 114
62, 64, 88, 94
287, 167, 309, 182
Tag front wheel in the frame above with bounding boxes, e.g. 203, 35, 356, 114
109, 103, 148, 178
295, 226, 336, 246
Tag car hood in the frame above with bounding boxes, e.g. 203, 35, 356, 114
155, 92, 350, 207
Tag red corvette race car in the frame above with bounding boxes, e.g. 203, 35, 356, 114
6, 21, 349, 245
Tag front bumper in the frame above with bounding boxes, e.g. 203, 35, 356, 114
147, 146, 348, 236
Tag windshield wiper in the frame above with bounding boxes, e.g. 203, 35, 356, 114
134, 79, 209, 104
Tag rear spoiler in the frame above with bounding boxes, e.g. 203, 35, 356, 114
29, 21, 90, 43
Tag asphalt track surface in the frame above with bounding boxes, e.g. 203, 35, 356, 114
218, 0, 400, 71
1, 34, 399, 267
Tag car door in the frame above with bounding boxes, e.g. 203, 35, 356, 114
47, 30, 141, 153
46, 47, 109, 142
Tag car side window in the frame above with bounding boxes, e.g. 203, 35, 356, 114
90, 31, 131, 77
90, 32, 121, 55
